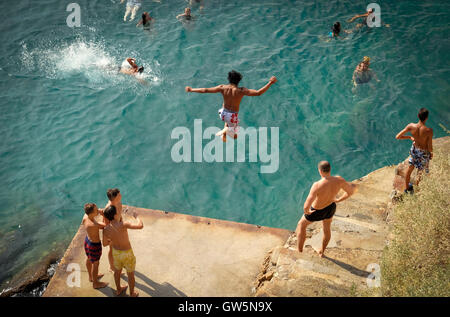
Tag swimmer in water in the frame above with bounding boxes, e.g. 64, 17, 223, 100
121, 0, 142, 22
119, 58, 144, 75
347, 8, 374, 29
352, 56, 380, 87
136, 12, 154, 29
185, 71, 277, 142
347, 8, 390, 29
328, 22, 350, 38
177, 7, 194, 21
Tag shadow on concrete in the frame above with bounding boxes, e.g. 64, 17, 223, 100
323, 256, 370, 278
97, 285, 118, 297
121, 271, 187, 297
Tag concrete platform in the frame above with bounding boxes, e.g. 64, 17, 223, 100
43, 208, 291, 297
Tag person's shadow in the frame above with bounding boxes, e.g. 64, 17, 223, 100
97, 271, 187, 297
123, 271, 187, 297
322, 255, 371, 278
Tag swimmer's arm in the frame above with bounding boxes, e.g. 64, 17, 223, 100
243, 76, 277, 96
395, 124, 414, 141
347, 13, 367, 23
185, 85, 223, 93
127, 58, 137, 67
303, 183, 318, 215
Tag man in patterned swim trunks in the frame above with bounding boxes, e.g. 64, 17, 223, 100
82, 203, 108, 289
185, 70, 277, 142
296, 161, 356, 257
103, 205, 143, 297
396, 108, 433, 194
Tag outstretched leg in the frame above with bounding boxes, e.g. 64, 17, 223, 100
296, 216, 312, 253
319, 217, 333, 257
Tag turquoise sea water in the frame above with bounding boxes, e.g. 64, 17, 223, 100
0, 0, 449, 292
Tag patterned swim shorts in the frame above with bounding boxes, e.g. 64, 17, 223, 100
218, 107, 239, 137
409, 145, 430, 172
84, 236, 102, 263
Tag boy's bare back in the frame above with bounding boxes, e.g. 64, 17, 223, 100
219, 85, 248, 112
407, 123, 433, 151
104, 221, 132, 251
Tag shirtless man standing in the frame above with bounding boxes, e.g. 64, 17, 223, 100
296, 161, 356, 257
395, 108, 433, 194
185, 70, 277, 142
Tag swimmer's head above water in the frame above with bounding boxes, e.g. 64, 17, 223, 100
138, 66, 144, 73
228, 70, 243, 86
332, 22, 341, 36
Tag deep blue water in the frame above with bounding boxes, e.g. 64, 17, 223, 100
0, 0, 449, 292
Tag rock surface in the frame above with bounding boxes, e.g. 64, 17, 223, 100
43, 209, 291, 297
253, 136, 449, 297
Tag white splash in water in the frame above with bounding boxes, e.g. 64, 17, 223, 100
21, 39, 162, 92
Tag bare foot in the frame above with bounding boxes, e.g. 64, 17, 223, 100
93, 281, 108, 289
116, 285, 128, 296
130, 291, 139, 297
317, 249, 324, 258
97, 273, 104, 279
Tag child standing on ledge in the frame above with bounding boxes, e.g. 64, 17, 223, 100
102, 188, 124, 272
103, 205, 143, 297
82, 203, 108, 289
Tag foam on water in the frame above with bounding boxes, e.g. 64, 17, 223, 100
21, 39, 161, 90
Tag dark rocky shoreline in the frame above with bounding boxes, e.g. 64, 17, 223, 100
0, 256, 60, 297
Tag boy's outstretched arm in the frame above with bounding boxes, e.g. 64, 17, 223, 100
243, 76, 277, 96
124, 212, 144, 230
185, 85, 223, 94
